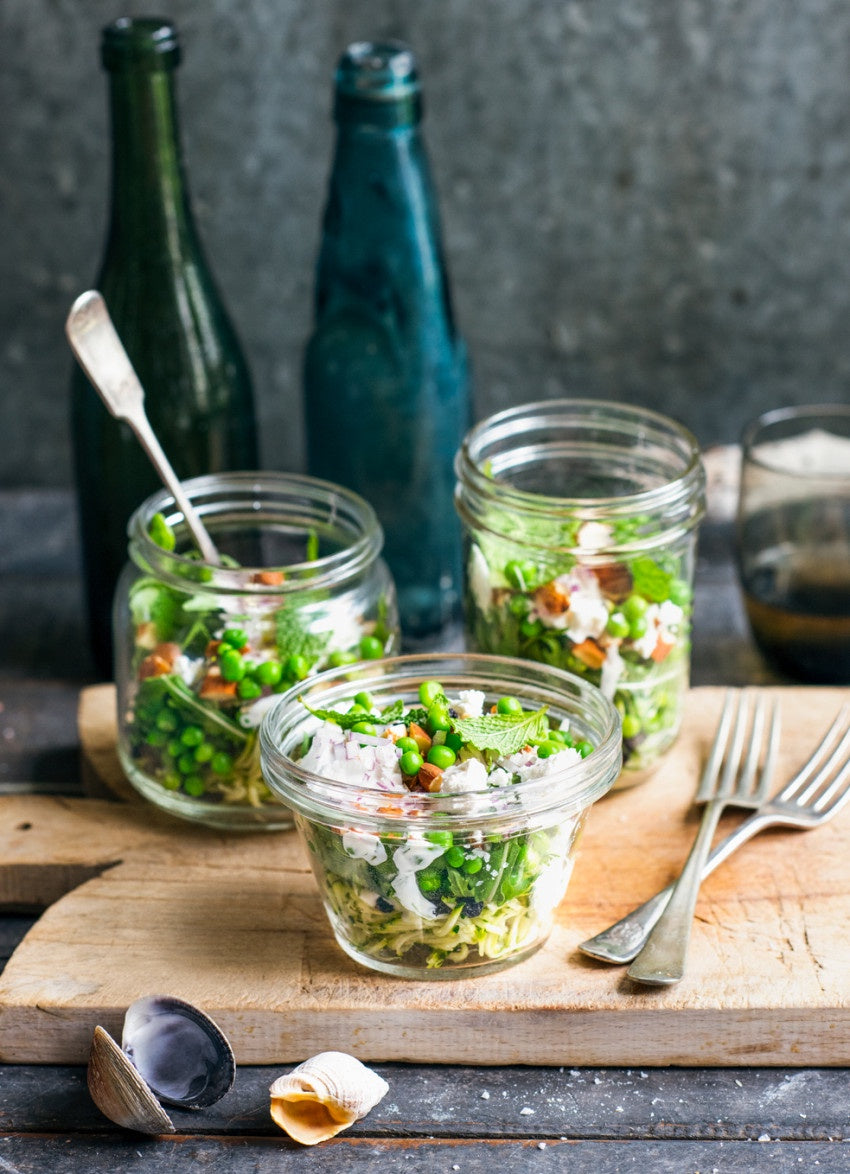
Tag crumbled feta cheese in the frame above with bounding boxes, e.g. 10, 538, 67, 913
599, 643, 625, 700
441, 757, 489, 794
565, 591, 609, 643
631, 604, 661, 659
576, 521, 613, 550
392, 870, 441, 920
531, 857, 573, 912
452, 689, 486, 719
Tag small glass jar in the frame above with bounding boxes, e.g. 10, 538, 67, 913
114, 471, 399, 831
259, 653, 621, 979
455, 400, 706, 784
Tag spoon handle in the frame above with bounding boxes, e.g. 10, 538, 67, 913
65, 290, 221, 566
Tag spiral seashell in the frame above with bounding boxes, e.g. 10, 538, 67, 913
269, 1051, 390, 1145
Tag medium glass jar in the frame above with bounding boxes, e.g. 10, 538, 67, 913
114, 472, 399, 830
259, 653, 621, 979
455, 400, 706, 783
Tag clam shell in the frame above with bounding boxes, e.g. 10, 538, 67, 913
269, 1051, 390, 1146
88, 1025, 176, 1135
122, 995, 235, 1109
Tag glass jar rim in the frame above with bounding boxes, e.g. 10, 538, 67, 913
259, 652, 622, 831
741, 402, 850, 480
127, 470, 384, 594
455, 398, 705, 552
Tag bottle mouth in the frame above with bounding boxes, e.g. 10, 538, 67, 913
102, 17, 181, 71
333, 40, 422, 127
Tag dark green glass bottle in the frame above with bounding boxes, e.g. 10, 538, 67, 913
71, 17, 258, 677
304, 42, 471, 639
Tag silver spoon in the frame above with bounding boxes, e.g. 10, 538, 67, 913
65, 290, 222, 566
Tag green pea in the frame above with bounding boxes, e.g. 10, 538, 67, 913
254, 659, 283, 687
177, 753, 197, 775
427, 744, 456, 770
424, 829, 453, 849
445, 846, 465, 869
417, 871, 441, 893
219, 648, 246, 682
621, 714, 641, 739
536, 740, 563, 759
520, 617, 544, 639
396, 736, 419, 755
193, 743, 214, 764
606, 611, 630, 639
444, 732, 463, 753
238, 678, 263, 700
548, 729, 568, 744
161, 771, 181, 791
463, 856, 483, 875
353, 691, 374, 711
155, 710, 180, 733
222, 627, 247, 649
359, 635, 384, 660
400, 750, 424, 776
623, 594, 649, 621
211, 751, 233, 776
575, 739, 594, 758
427, 704, 452, 734
180, 725, 204, 748
496, 695, 523, 715
284, 654, 310, 681
628, 616, 649, 640
145, 730, 168, 748
669, 579, 692, 607
505, 558, 537, 591
183, 776, 206, 797
508, 594, 531, 617
351, 721, 377, 737
328, 650, 359, 668
418, 680, 445, 707
166, 738, 183, 759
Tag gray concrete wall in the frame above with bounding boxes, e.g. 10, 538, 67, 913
3, 0, 850, 488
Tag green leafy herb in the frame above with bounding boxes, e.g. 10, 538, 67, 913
160, 676, 249, 743
451, 707, 549, 756
275, 607, 330, 668
148, 511, 176, 552
301, 700, 384, 731
379, 699, 404, 723
403, 706, 429, 728
630, 556, 673, 603
306, 529, 320, 561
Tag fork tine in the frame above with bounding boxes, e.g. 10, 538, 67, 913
775, 704, 850, 803
734, 691, 769, 800
799, 722, 850, 809
715, 689, 751, 800
754, 697, 782, 803
817, 755, 850, 816
695, 689, 736, 801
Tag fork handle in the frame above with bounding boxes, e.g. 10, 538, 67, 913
579, 809, 774, 964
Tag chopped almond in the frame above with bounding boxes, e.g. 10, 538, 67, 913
251, 570, 286, 586
651, 636, 674, 663
152, 642, 181, 669
593, 563, 633, 602
534, 581, 570, 614
417, 762, 444, 792
135, 621, 158, 651
408, 722, 432, 755
199, 666, 238, 700
571, 638, 606, 670
138, 653, 172, 680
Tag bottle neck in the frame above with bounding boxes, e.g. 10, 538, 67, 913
105, 65, 194, 245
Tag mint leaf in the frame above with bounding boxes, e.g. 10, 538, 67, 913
301, 700, 380, 731
630, 556, 673, 603
451, 708, 549, 756
275, 607, 330, 668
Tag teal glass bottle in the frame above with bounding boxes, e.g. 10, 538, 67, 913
304, 42, 471, 639
71, 18, 258, 677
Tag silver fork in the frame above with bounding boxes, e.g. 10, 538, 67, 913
580, 698, 850, 969
625, 689, 780, 986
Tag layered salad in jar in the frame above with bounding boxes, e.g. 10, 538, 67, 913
284, 679, 597, 973
465, 520, 693, 774
123, 514, 395, 813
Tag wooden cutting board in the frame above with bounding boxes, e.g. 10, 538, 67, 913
0, 684, 848, 1068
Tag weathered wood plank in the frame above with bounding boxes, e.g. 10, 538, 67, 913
0, 1135, 847, 1173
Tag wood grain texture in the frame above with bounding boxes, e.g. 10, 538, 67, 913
0, 685, 848, 1067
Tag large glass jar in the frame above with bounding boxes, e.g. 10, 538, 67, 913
259, 653, 621, 979
114, 472, 399, 830
455, 400, 706, 784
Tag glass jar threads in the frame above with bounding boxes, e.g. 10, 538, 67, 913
114, 471, 399, 830
455, 400, 706, 783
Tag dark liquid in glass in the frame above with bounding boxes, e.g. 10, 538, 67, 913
742, 557, 850, 683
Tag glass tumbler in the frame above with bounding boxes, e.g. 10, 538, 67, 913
114, 471, 399, 830
736, 403, 850, 683
259, 653, 621, 979
454, 400, 706, 783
